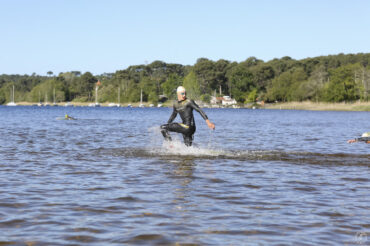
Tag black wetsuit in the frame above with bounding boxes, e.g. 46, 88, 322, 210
355, 137, 370, 143
161, 99, 208, 146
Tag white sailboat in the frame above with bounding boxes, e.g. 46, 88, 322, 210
89, 85, 100, 107
53, 88, 58, 106
139, 89, 144, 107
95, 85, 100, 107
37, 91, 43, 106
44, 93, 50, 106
6, 85, 17, 106
117, 86, 121, 107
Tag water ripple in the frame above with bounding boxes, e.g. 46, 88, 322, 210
0, 107, 368, 245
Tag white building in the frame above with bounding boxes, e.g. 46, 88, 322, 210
210, 96, 237, 106
221, 96, 237, 106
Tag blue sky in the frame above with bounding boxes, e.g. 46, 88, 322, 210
1, 0, 369, 75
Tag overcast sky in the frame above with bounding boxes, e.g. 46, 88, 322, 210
1, 0, 369, 75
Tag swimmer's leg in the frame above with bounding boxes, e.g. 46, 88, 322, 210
161, 123, 193, 145
160, 124, 172, 141
183, 134, 193, 147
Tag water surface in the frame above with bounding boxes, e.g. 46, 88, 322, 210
0, 106, 369, 245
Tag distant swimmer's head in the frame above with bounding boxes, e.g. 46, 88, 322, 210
177, 86, 186, 101
362, 132, 370, 137
65, 114, 68, 118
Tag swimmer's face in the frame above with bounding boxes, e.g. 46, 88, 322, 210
177, 91, 186, 101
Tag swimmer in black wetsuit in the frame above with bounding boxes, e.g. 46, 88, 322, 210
347, 132, 370, 144
160, 86, 215, 146
65, 114, 76, 120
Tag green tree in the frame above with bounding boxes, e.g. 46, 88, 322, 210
246, 88, 258, 103
250, 65, 275, 91
182, 71, 200, 100
148, 91, 158, 104
0, 89, 5, 104
267, 67, 307, 102
79, 72, 97, 97
226, 64, 255, 102
324, 65, 360, 102
161, 73, 182, 98
306, 65, 328, 102
193, 58, 216, 94
201, 94, 211, 103
354, 65, 370, 101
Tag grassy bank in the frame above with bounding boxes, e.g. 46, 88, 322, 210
263, 101, 370, 111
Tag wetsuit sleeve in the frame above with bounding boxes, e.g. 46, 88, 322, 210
189, 99, 208, 120
167, 105, 177, 123
356, 137, 370, 142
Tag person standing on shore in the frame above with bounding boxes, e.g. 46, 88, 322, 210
160, 86, 215, 146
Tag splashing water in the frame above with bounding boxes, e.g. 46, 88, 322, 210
147, 125, 229, 157
142, 126, 370, 165
156, 139, 225, 156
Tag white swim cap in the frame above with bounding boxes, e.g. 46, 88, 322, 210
176, 86, 186, 93
361, 132, 370, 137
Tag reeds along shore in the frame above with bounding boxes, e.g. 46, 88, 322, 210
263, 101, 370, 111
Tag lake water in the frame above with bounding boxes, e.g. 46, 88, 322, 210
0, 106, 369, 245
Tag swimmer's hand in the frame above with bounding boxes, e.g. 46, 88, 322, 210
347, 139, 356, 143
206, 119, 215, 130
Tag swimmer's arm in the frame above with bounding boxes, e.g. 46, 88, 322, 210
190, 100, 208, 120
190, 100, 215, 130
167, 106, 177, 123
205, 119, 215, 130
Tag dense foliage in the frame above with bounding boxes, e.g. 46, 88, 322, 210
1, 53, 370, 105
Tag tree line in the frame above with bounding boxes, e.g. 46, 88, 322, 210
1, 53, 370, 105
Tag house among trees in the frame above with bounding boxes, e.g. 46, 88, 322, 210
211, 96, 237, 107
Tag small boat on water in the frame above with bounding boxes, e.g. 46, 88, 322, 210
108, 103, 120, 107
88, 103, 100, 107
6, 102, 17, 106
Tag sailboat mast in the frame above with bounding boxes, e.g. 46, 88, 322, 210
95, 86, 98, 104
140, 89, 143, 104
118, 86, 120, 104
12, 85, 15, 102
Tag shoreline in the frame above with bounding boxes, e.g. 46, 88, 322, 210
263, 101, 370, 111
4, 101, 370, 111
6, 101, 172, 108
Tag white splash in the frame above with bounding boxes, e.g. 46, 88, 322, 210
143, 138, 229, 158
146, 125, 269, 158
